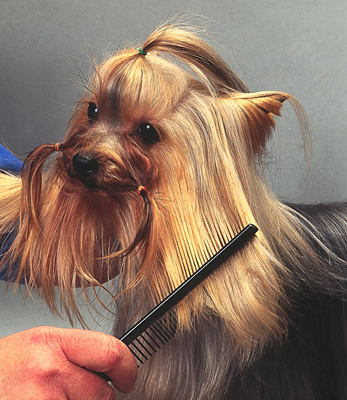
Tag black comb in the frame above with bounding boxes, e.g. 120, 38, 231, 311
120, 224, 258, 366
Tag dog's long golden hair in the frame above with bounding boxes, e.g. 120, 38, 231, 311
1, 23, 346, 399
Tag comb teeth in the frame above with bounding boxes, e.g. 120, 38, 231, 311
128, 311, 178, 365
120, 224, 258, 367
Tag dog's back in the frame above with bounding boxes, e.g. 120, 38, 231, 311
228, 203, 347, 400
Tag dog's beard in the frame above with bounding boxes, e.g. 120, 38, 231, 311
0, 103, 292, 356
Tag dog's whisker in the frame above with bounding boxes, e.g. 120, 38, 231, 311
69, 56, 93, 92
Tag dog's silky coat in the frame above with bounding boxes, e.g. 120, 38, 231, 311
1, 23, 347, 399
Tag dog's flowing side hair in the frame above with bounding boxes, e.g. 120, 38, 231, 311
1, 23, 347, 399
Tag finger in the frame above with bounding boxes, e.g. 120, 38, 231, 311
55, 329, 138, 393
100, 339, 138, 394
64, 363, 116, 400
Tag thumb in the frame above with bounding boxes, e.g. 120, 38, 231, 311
55, 328, 138, 393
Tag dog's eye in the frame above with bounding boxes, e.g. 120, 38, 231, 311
87, 102, 99, 123
137, 123, 159, 143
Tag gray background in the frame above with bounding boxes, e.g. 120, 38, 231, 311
1, 0, 346, 337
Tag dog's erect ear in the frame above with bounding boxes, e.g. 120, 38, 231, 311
220, 92, 291, 153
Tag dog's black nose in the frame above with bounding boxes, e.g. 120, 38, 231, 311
72, 153, 98, 177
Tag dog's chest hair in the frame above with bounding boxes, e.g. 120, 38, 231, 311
114, 202, 347, 400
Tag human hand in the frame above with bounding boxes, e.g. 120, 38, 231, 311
0, 326, 137, 399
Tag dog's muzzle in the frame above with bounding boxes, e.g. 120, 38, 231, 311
72, 153, 98, 177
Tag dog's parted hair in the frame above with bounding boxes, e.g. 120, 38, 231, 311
1, 23, 347, 399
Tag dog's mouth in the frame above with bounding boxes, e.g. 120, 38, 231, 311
80, 179, 99, 190
63, 145, 155, 196
67, 151, 139, 195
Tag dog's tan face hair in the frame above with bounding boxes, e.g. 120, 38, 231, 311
1, 24, 328, 365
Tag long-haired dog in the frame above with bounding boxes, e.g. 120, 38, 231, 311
1, 23, 347, 400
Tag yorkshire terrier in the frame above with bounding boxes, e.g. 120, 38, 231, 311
1, 23, 347, 400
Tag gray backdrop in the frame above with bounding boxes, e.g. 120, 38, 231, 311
1, 0, 346, 337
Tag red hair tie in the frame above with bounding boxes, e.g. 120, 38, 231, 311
137, 186, 147, 196
54, 143, 61, 152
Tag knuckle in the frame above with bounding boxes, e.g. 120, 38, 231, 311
28, 326, 51, 343
26, 327, 67, 385
28, 326, 58, 350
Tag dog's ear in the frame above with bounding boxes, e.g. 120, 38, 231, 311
220, 92, 291, 153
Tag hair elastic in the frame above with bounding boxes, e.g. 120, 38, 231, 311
54, 143, 61, 152
138, 47, 147, 56
137, 186, 147, 196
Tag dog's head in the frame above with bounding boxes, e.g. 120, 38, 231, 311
2, 24, 311, 356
